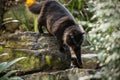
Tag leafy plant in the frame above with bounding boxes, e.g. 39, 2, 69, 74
11, 4, 32, 31
33, 15, 39, 32
0, 53, 26, 80
59, 0, 85, 20
88, 0, 120, 79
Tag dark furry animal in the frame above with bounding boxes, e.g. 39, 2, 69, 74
26, 0, 84, 68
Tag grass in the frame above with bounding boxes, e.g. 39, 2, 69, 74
0, 53, 26, 80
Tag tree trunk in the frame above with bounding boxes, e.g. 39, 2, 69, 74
0, 0, 5, 29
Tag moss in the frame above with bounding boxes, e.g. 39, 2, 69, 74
0, 46, 3, 52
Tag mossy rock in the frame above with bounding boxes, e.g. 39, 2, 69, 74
0, 31, 98, 75
0, 31, 71, 72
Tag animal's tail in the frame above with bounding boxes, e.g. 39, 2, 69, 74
25, 0, 42, 14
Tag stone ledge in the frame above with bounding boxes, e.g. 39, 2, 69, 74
0, 31, 98, 78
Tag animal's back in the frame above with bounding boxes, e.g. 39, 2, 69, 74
44, 1, 76, 35
45, 1, 75, 20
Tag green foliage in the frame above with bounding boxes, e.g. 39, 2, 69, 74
0, 46, 3, 52
88, 0, 120, 79
11, 4, 32, 31
59, 0, 86, 21
33, 15, 39, 33
0, 53, 26, 80
60, 0, 94, 32
45, 55, 51, 66
65, 0, 83, 12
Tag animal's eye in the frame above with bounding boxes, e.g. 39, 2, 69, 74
66, 35, 73, 46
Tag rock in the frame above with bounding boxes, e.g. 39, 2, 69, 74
82, 54, 98, 69
22, 68, 96, 80
0, 31, 70, 71
3, 8, 19, 32
0, 31, 98, 74
72, 54, 98, 69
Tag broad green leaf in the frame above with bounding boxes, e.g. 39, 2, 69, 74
2, 70, 17, 78
0, 62, 8, 73
0, 57, 26, 73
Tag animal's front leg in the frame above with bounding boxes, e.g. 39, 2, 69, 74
73, 47, 83, 68
57, 40, 71, 65
37, 14, 44, 34
38, 22, 43, 34
62, 45, 71, 63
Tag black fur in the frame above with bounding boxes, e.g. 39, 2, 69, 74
28, 0, 84, 68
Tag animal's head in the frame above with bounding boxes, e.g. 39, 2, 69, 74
63, 25, 84, 68
63, 25, 84, 48
26, 0, 35, 7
